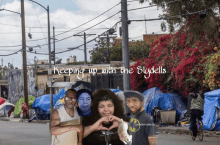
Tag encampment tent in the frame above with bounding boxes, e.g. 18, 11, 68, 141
13, 96, 35, 115
0, 102, 15, 117
203, 89, 220, 131
32, 88, 66, 112
0, 97, 5, 105
143, 87, 187, 119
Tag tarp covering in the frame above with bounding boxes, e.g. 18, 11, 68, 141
110, 89, 122, 93
32, 88, 66, 112
0, 102, 15, 117
13, 96, 35, 115
0, 97, 5, 105
143, 87, 187, 119
203, 89, 220, 131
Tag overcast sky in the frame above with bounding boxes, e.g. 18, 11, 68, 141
0, 0, 168, 69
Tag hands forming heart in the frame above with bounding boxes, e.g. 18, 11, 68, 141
94, 115, 121, 131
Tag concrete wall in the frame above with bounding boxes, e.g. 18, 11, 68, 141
8, 69, 37, 105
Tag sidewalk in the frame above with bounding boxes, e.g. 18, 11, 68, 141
0, 117, 50, 124
158, 127, 220, 138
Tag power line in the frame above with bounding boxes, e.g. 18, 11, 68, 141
27, 21, 119, 55
0, 11, 120, 48
54, 2, 120, 37
127, 0, 181, 11
32, 1, 47, 44
0, 49, 21, 56
127, 4, 157, 11
130, 5, 220, 22
0, 29, 110, 34
0, 2, 120, 36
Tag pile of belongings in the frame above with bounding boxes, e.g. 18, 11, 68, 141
143, 87, 187, 123
32, 88, 66, 120
0, 97, 15, 117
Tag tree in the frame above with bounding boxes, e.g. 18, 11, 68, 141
130, 28, 217, 97
89, 40, 112, 64
89, 39, 150, 64
140, 0, 220, 46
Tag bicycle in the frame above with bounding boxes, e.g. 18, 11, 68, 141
190, 118, 203, 141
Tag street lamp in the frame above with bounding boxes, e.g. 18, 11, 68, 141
0, 8, 21, 17
27, 0, 53, 115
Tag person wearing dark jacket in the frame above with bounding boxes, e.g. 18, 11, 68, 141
189, 90, 204, 139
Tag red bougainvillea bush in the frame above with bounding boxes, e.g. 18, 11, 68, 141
130, 18, 219, 97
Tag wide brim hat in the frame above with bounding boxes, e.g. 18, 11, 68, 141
123, 90, 144, 102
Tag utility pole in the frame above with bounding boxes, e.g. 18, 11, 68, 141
121, 0, 131, 91
84, 32, 87, 64
47, 5, 53, 117
53, 26, 55, 66
107, 34, 109, 46
21, 0, 29, 119
34, 56, 38, 98
73, 33, 96, 64
1, 58, 3, 66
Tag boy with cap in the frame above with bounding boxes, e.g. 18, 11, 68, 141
123, 90, 158, 145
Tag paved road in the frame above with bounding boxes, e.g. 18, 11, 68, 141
158, 134, 220, 145
0, 121, 51, 145
0, 121, 219, 145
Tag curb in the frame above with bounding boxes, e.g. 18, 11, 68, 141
158, 128, 220, 138
0, 117, 50, 124
29, 120, 50, 124
0, 118, 10, 121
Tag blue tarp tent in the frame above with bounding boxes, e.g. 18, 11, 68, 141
110, 89, 122, 93
32, 88, 66, 111
143, 87, 187, 119
32, 88, 66, 120
203, 89, 220, 131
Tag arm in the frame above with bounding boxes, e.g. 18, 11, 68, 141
83, 125, 95, 138
148, 135, 157, 145
76, 125, 83, 145
50, 109, 80, 135
83, 117, 109, 138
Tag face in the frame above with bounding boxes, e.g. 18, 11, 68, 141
126, 97, 143, 113
64, 91, 77, 109
98, 100, 114, 117
78, 93, 92, 113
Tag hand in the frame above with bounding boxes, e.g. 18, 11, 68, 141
92, 117, 109, 131
108, 115, 121, 130
108, 115, 121, 123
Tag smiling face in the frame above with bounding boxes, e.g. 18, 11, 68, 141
78, 92, 92, 113
98, 100, 114, 117
126, 97, 143, 114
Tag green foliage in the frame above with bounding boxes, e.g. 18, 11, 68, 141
204, 50, 220, 90
90, 40, 112, 64
89, 40, 150, 64
141, 0, 220, 46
